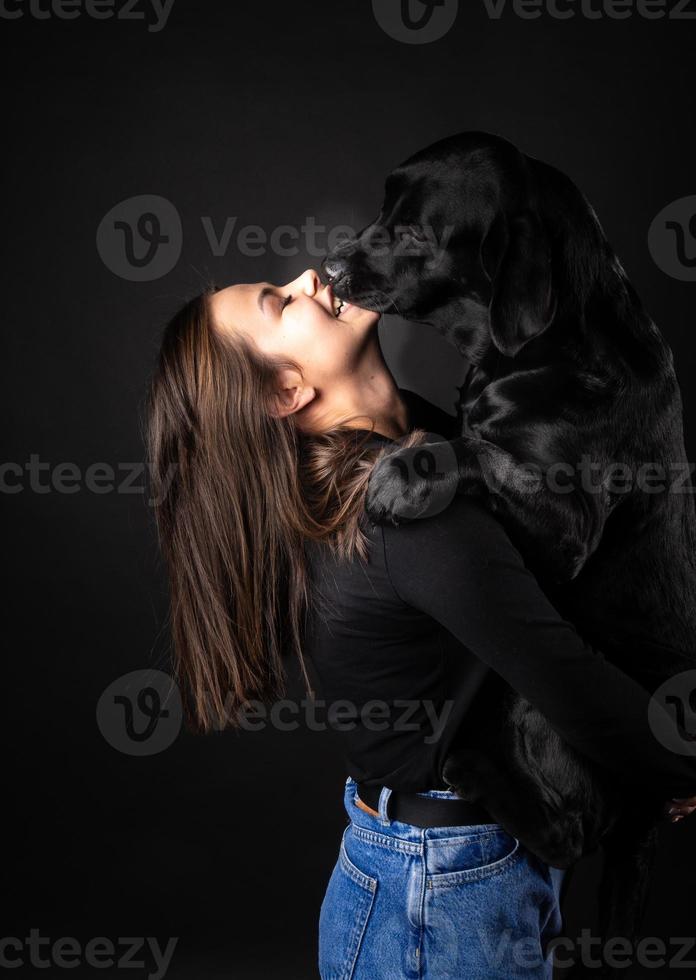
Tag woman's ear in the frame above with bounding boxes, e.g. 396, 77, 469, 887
268, 367, 316, 419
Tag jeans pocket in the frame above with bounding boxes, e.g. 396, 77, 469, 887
427, 828, 522, 887
319, 828, 377, 980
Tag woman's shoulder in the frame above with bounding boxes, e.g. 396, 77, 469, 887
381, 493, 503, 537
379, 493, 521, 570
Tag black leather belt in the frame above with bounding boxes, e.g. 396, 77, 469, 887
356, 782, 493, 829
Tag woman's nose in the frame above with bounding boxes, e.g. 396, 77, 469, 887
288, 269, 320, 296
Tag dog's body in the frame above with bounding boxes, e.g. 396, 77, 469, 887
322, 132, 696, 961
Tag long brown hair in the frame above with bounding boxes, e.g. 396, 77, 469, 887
146, 290, 423, 733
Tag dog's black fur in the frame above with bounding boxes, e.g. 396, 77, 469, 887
322, 132, 696, 970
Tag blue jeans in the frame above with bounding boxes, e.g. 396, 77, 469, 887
318, 777, 565, 980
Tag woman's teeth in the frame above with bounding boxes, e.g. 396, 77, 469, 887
333, 297, 346, 318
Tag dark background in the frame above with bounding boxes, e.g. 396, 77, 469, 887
4, 1, 696, 977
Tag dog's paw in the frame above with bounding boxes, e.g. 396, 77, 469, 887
365, 441, 459, 525
442, 750, 490, 803
443, 770, 486, 803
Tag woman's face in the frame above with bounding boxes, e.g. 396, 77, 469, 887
210, 269, 381, 388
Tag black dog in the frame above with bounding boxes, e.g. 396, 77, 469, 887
322, 132, 696, 962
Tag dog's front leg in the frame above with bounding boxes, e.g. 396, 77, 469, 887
453, 436, 608, 582
366, 436, 608, 583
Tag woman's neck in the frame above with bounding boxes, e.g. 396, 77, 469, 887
340, 370, 410, 440
299, 331, 410, 440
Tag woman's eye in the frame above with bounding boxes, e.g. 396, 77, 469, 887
280, 294, 293, 312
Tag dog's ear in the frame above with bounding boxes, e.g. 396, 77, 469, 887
484, 210, 555, 358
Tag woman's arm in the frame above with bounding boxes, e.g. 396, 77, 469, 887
381, 496, 696, 797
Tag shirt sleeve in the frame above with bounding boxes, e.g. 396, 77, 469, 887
381, 496, 696, 797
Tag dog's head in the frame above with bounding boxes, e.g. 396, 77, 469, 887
322, 132, 567, 360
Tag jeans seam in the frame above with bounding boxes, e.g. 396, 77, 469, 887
416, 835, 426, 978
425, 827, 509, 846
351, 825, 423, 854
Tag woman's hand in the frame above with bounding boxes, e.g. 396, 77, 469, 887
665, 796, 696, 823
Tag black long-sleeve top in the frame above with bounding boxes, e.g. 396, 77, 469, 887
303, 390, 696, 798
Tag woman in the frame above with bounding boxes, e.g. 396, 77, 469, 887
146, 268, 696, 979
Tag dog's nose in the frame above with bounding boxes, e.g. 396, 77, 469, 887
321, 256, 349, 285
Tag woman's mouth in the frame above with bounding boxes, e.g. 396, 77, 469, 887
324, 283, 357, 320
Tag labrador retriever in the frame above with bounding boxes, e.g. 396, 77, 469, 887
321, 131, 696, 967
